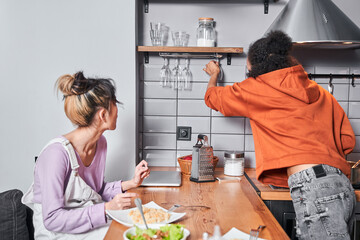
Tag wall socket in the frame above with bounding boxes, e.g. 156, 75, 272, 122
177, 126, 192, 141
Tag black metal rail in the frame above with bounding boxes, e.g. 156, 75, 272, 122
308, 73, 360, 88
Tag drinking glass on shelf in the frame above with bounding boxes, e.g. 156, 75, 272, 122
182, 58, 192, 90
171, 58, 182, 90
172, 31, 190, 47
160, 58, 172, 88
150, 22, 169, 46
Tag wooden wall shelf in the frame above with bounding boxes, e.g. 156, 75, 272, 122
137, 46, 243, 54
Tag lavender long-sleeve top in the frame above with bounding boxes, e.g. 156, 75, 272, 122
32, 135, 123, 233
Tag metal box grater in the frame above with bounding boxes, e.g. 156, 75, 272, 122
190, 134, 216, 182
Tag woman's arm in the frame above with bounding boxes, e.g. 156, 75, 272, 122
36, 146, 107, 233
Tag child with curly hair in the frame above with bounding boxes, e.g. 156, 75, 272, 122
203, 31, 356, 240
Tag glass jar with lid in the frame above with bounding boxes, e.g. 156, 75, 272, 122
224, 151, 244, 176
196, 17, 216, 47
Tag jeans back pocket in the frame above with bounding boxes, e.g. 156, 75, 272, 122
314, 190, 354, 238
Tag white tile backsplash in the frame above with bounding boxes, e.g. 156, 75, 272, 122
303, 66, 315, 75
245, 118, 252, 134
244, 152, 256, 168
221, 65, 247, 83
213, 150, 226, 167
178, 82, 207, 99
143, 64, 161, 81
245, 135, 254, 151
143, 133, 176, 149
338, 102, 349, 115
142, 81, 177, 99
212, 109, 225, 117
140, 61, 360, 167
315, 67, 350, 83
143, 116, 176, 133
143, 99, 176, 116
349, 102, 360, 119
350, 119, 360, 135
177, 117, 210, 134
212, 117, 245, 134
318, 84, 349, 101
349, 84, 360, 101
178, 99, 211, 116
211, 134, 244, 151
143, 150, 177, 166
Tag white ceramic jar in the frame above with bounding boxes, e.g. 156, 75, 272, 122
224, 151, 244, 176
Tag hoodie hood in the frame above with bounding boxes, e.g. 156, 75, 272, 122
258, 65, 320, 104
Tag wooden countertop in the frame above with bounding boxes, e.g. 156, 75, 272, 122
245, 168, 360, 201
104, 167, 289, 240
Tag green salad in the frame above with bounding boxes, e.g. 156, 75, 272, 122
126, 224, 185, 240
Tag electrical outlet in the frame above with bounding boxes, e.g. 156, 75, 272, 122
177, 126, 192, 141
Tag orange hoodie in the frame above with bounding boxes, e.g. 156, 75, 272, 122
205, 65, 355, 187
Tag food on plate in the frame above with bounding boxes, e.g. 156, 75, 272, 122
128, 207, 170, 224
126, 224, 185, 240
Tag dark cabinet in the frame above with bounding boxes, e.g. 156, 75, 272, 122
264, 200, 298, 240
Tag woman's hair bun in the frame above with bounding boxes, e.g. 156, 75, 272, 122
266, 30, 293, 56
71, 71, 94, 95
74, 71, 86, 81
56, 74, 76, 96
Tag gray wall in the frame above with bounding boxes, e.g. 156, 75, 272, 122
0, 0, 137, 192
137, 0, 360, 167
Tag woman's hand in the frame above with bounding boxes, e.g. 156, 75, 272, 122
105, 192, 138, 211
132, 160, 150, 187
121, 160, 150, 191
203, 61, 220, 76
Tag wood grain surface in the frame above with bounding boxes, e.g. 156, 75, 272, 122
104, 168, 289, 240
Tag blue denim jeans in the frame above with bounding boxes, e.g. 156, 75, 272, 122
288, 164, 356, 240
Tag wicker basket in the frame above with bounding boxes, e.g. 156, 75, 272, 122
177, 155, 219, 175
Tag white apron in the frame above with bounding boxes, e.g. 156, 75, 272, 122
22, 138, 111, 240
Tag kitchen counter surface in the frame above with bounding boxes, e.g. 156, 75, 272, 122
245, 168, 360, 201
104, 167, 289, 240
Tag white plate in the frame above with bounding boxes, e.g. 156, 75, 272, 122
223, 227, 266, 240
123, 224, 190, 240
106, 201, 186, 227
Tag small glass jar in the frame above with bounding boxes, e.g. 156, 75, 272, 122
224, 151, 244, 176
196, 17, 215, 47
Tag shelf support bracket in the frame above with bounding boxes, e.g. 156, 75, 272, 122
264, 0, 269, 14
227, 54, 232, 65
144, 52, 149, 64
144, 0, 149, 13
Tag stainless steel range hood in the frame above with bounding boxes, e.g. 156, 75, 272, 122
265, 0, 360, 49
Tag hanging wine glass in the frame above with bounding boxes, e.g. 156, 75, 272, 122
172, 58, 182, 90
160, 57, 172, 88
182, 58, 192, 90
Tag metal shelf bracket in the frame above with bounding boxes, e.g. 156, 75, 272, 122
227, 54, 232, 65
264, 0, 269, 14
144, 52, 149, 63
144, 0, 149, 13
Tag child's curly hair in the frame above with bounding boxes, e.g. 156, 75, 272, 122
247, 31, 299, 78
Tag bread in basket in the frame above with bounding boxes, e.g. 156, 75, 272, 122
177, 154, 219, 175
